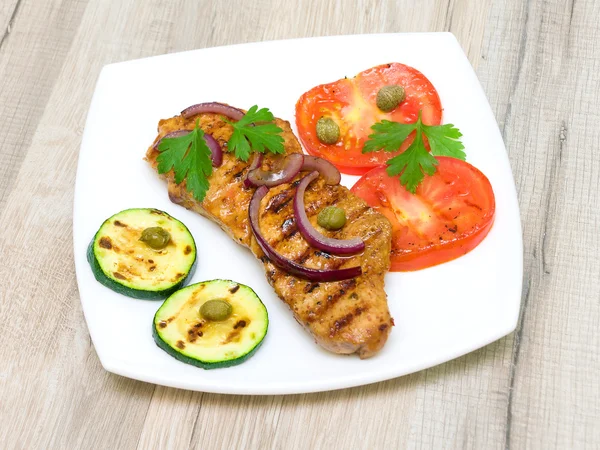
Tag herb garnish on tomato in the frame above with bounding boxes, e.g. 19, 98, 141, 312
295, 63, 443, 175
364, 111, 466, 193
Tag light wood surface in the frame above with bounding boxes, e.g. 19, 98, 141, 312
1, 0, 598, 448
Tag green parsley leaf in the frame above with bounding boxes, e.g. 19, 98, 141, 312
226, 105, 285, 161
156, 120, 213, 202
363, 120, 415, 153
422, 123, 466, 160
363, 111, 466, 193
385, 122, 438, 193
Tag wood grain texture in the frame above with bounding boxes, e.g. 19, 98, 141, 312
0, 0, 598, 448
0, 0, 88, 210
478, 0, 600, 447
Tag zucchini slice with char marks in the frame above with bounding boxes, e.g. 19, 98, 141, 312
88, 208, 196, 300
153, 280, 269, 369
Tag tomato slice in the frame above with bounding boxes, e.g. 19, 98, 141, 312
295, 63, 442, 175
350, 157, 495, 271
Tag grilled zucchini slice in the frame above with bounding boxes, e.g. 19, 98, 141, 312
87, 208, 196, 300
153, 280, 268, 369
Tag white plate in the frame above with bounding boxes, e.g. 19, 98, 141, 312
74, 33, 522, 395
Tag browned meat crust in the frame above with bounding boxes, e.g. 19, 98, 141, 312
145, 112, 394, 358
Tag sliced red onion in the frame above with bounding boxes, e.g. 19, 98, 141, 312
181, 102, 245, 121
153, 130, 190, 149
245, 154, 304, 188
250, 186, 362, 282
294, 171, 365, 255
154, 130, 222, 168
203, 133, 223, 167
243, 153, 264, 188
301, 155, 341, 185
244, 154, 341, 189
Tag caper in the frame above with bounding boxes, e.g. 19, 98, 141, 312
139, 227, 171, 250
200, 299, 233, 322
317, 206, 347, 231
376, 85, 405, 112
316, 117, 340, 145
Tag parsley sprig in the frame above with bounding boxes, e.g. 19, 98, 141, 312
363, 111, 466, 193
157, 120, 212, 202
226, 105, 285, 161
156, 105, 284, 202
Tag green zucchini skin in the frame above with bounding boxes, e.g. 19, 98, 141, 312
153, 280, 269, 369
87, 208, 197, 300
87, 239, 196, 300
152, 322, 265, 370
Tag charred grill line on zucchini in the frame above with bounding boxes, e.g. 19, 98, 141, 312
153, 279, 269, 369
87, 208, 197, 300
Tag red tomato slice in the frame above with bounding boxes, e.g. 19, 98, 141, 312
296, 63, 442, 175
350, 157, 495, 271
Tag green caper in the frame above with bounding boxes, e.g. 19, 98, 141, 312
317, 206, 347, 231
139, 227, 171, 250
200, 299, 233, 322
316, 117, 340, 145
376, 85, 406, 112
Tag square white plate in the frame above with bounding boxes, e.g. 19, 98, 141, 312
73, 33, 522, 395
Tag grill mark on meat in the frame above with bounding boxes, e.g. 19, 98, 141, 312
265, 190, 293, 215
304, 282, 320, 293
314, 250, 332, 259
358, 226, 384, 244
354, 306, 366, 316
220, 164, 237, 179
330, 313, 355, 337
310, 279, 358, 321
294, 248, 352, 269
222, 161, 247, 186
232, 168, 246, 180
304, 187, 344, 215
266, 267, 277, 284
344, 205, 371, 224
296, 247, 312, 264
281, 217, 298, 239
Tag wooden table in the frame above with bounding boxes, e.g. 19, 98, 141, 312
1, 0, 598, 448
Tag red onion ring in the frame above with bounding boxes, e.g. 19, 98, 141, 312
152, 130, 190, 149
294, 171, 365, 255
244, 153, 264, 188
245, 154, 304, 188
154, 130, 223, 167
249, 186, 362, 282
301, 155, 341, 185
203, 133, 223, 167
244, 154, 341, 189
181, 102, 245, 121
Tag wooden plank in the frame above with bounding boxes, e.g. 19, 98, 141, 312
0, 0, 89, 210
0, 0, 196, 448
0, 0, 20, 46
478, 0, 600, 447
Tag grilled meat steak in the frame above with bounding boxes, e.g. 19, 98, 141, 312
145, 112, 394, 358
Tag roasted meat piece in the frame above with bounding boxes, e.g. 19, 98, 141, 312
145, 111, 393, 358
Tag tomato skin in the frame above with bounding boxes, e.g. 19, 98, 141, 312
350, 157, 496, 271
295, 63, 442, 175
